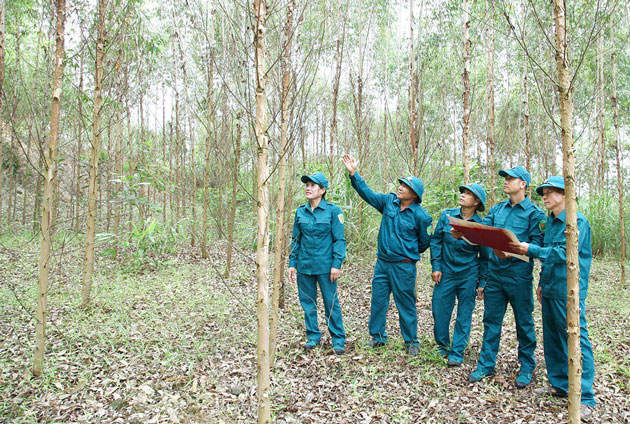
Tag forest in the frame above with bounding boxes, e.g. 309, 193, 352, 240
1, 0, 630, 422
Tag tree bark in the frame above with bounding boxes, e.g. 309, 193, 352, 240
270, 0, 294, 367
225, 117, 240, 276
408, 0, 418, 175
201, 8, 215, 260
253, 0, 271, 422
553, 1, 581, 421
486, 0, 496, 205
81, 0, 107, 307
329, 5, 345, 180
0, 0, 4, 233
596, 29, 605, 192
521, 0, 531, 196
461, 0, 471, 184
610, 16, 625, 287
34, 0, 65, 377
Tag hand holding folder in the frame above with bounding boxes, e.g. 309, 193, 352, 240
447, 215, 530, 262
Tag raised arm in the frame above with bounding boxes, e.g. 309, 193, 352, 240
342, 153, 388, 213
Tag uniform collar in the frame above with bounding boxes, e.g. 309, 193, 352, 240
308, 197, 328, 211
394, 196, 418, 211
508, 195, 532, 209
457, 208, 480, 221
551, 209, 566, 222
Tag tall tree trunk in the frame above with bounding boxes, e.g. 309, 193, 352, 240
408, 0, 418, 175
34, 0, 65, 377
486, 0, 496, 204
553, 1, 581, 421
610, 16, 625, 287
0, 0, 4, 233
461, 0, 471, 184
329, 5, 345, 179
201, 11, 215, 260
172, 9, 196, 245
81, 0, 107, 306
596, 29, 605, 192
74, 32, 85, 232
522, 0, 531, 195
112, 59, 124, 236
270, 0, 294, 367
225, 117, 240, 276
253, 0, 271, 421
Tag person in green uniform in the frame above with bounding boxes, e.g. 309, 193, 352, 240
342, 154, 432, 356
460, 166, 545, 389
288, 172, 347, 355
509, 176, 595, 420
430, 183, 489, 367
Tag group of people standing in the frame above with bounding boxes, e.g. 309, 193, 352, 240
287, 154, 595, 419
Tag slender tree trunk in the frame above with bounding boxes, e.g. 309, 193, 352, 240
112, 59, 124, 236
522, 0, 531, 195
0, 0, 4, 233
81, 0, 107, 306
34, 0, 65, 377
596, 29, 605, 192
408, 0, 418, 175
253, 0, 271, 421
172, 10, 196, 245
162, 84, 167, 225
610, 16, 625, 287
461, 0, 471, 184
329, 5, 345, 179
553, 1, 581, 421
225, 118, 240, 276
270, 0, 294, 366
74, 35, 85, 232
486, 0, 496, 204
201, 14, 215, 259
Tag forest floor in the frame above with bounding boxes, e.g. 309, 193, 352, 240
1, 237, 630, 423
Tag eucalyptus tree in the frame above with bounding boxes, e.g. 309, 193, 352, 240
610, 12, 626, 286
252, 0, 271, 420
34, 0, 65, 377
81, 0, 109, 307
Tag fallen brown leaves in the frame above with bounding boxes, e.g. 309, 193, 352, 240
1, 244, 629, 423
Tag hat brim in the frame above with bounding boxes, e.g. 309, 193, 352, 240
535, 183, 564, 196
398, 178, 422, 203
458, 185, 485, 212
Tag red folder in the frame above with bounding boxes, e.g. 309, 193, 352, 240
447, 216, 529, 262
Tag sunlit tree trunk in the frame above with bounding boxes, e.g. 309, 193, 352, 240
521, 0, 531, 196
225, 117, 240, 276
74, 28, 85, 232
253, 0, 271, 421
486, 0, 496, 204
553, 1, 581, 421
610, 16, 625, 287
34, 0, 65, 377
81, 0, 107, 306
329, 4, 345, 179
270, 0, 294, 366
201, 8, 215, 260
172, 9, 196, 246
112, 56, 124, 236
0, 0, 3, 233
408, 0, 418, 175
596, 29, 605, 192
461, 0, 471, 184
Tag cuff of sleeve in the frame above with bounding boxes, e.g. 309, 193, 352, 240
288, 260, 297, 268
527, 244, 540, 258
332, 261, 343, 269
431, 263, 441, 273
477, 280, 486, 288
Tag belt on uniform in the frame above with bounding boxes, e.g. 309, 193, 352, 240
399, 259, 411, 263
